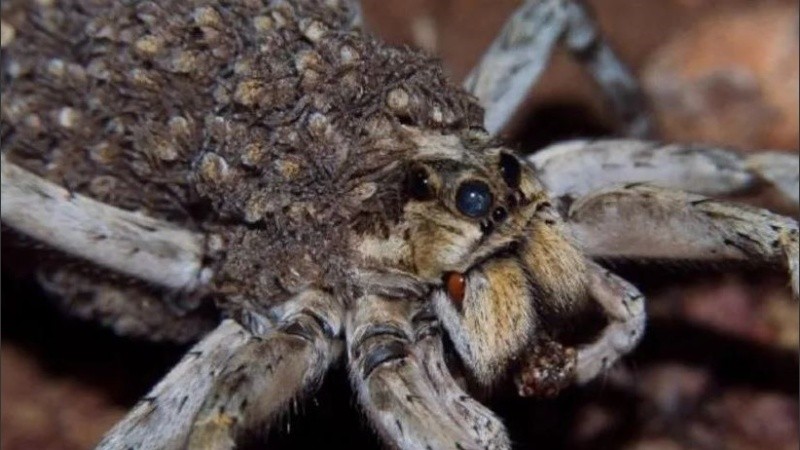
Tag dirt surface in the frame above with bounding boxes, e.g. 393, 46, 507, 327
1, 345, 126, 450
2, 1, 798, 449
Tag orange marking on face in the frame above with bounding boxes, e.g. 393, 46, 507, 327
444, 271, 466, 306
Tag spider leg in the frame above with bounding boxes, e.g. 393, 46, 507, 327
464, 0, 650, 137
96, 289, 344, 450
347, 0, 364, 28
574, 261, 646, 383
34, 267, 215, 343
565, 184, 799, 297
347, 294, 510, 450
528, 139, 799, 209
95, 319, 249, 450
413, 307, 511, 449
512, 260, 645, 395
0, 155, 209, 290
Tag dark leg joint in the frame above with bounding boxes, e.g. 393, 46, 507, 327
361, 339, 410, 379
278, 318, 319, 342
354, 324, 409, 350
299, 308, 338, 339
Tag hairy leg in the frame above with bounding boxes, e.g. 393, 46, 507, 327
96, 289, 344, 450
0, 155, 209, 290
37, 266, 216, 343
347, 294, 509, 450
95, 320, 250, 450
574, 261, 646, 383
464, 0, 649, 136
513, 261, 645, 395
413, 307, 510, 449
565, 184, 799, 296
528, 139, 799, 209
186, 290, 344, 449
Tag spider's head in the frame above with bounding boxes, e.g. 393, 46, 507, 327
356, 129, 595, 386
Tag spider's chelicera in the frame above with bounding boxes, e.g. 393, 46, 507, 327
1, 0, 797, 449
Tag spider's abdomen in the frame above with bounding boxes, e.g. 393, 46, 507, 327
1, 0, 484, 309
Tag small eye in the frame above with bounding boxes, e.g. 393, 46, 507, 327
499, 152, 521, 189
456, 180, 493, 218
492, 206, 507, 222
405, 166, 435, 200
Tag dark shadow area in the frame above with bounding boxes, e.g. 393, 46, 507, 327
511, 103, 613, 155
1, 272, 185, 406
634, 318, 799, 395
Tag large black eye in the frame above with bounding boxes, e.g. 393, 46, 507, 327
499, 152, 521, 188
456, 180, 493, 218
406, 166, 435, 200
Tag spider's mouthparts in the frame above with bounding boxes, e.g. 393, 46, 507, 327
443, 271, 466, 307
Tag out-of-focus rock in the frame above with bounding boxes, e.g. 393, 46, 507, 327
762, 288, 800, 348
636, 364, 710, 419
713, 390, 799, 450
652, 275, 798, 349
643, 4, 799, 151
624, 437, 685, 450
572, 403, 619, 443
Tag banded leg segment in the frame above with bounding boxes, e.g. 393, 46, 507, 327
574, 261, 646, 383
0, 155, 208, 290
514, 261, 645, 394
566, 184, 799, 297
560, 1, 651, 137
347, 295, 509, 450
96, 289, 344, 450
528, 139, 799, 208
187, 290, 344, 449
95, 320, 251, 450
465, 0, 649, 136
413, 309, 510, 449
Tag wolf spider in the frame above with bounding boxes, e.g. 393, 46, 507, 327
1, 0, 797, 449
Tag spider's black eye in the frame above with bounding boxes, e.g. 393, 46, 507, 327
406, 166, 435, 200
456, 180, 493, 218
499, 152, 521, 189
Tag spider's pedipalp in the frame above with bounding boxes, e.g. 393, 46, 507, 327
573, 261, 646, 384
465, 0, 649, 137
0, 156, 209, 290
97, 289, 344, 450
347, 294, 509, 450
512, 260, 645, 395
529, 139, 799, 210
566, 184, 799, 297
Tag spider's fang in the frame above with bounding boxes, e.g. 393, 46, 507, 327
443, 271, 466, 308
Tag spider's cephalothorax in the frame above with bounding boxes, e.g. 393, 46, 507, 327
2, 0, 797, 449
354, 129, 595, 385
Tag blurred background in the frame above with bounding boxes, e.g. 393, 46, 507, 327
2, 0, 798, 449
